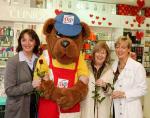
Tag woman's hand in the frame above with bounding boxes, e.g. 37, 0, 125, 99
32, 78, 41, 88
111, 91, 126, 99
96, 79, 106, 87
42, 73, 50, 81
79, 75, 89, 84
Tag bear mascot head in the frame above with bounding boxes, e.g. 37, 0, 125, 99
43, 12, 90, 64
34, 12, 90, 117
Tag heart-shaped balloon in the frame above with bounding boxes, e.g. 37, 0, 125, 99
137, 0, 145, 9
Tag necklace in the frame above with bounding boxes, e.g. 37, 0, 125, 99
118, 62, 126, 72
119, 64, 125, 69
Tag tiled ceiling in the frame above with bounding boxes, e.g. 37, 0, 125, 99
81, 0, 150, 7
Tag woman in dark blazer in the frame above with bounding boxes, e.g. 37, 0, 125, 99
4, 29, 41, 118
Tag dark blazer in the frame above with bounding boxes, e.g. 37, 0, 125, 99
4, 54, 37, 118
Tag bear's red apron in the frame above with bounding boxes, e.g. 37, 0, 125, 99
38, 55, 80, 118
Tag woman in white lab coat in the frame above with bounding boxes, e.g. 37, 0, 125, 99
112, 36, 147, 118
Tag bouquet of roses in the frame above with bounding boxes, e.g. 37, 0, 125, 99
34, 57, 49, 79
33, 56, 50, 96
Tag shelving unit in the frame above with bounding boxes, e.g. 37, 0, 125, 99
143, 33, 150, 77
83, 26, 123, 62
123, 29, 144, 63
0, 23, 14, 67
0, 1, 52, 104
123, 28, 150, 77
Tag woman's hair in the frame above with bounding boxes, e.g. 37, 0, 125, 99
92, 41, 111, 64
115, 36, 132, 49
16, 29, 40, 54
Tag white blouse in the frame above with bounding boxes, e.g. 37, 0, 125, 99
19, 51, 37, 70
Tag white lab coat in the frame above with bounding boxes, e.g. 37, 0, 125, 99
112, 57, 147, 118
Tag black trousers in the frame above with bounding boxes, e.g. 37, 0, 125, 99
30, 93, 38, 118
113, 104, 115, 118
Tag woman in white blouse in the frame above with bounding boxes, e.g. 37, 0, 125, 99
112, 36, 147, 118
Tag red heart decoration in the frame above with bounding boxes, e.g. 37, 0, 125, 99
146, 24, 150, 27
98, 22, 102, 25
91, 21, 95, 24
102, 17, 106, 20
136, 31, 144, 40
89, 14, 93, 17
108, 22, 112, 26
133, 19, 136, 22
136, 31, 140, 40
138, 24, 141, 27
55, 9, 63, 15
130, 24, 134, 27
136, 15, 145, 25
125, 21, 129, 24
96, 16, 99, 19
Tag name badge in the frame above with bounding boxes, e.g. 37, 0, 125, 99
57, 78, 69, 88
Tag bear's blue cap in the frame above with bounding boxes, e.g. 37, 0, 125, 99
54, 12, 82, 37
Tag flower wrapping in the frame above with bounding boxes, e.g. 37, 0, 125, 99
34, 55, 49, 79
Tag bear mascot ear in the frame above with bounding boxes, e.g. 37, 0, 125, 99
42, 18, 55, 56
43, 18, 55, 35
81, 22, 91, 40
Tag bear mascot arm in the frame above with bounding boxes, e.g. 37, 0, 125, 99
35, 14, 90, 110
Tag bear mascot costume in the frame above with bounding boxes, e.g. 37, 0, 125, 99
34, 12, 90, 118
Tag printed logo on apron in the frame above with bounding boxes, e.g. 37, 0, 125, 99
57, 78, 69, 88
